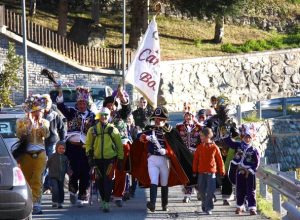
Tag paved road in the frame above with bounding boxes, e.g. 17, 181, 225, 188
33, 186, 267, 220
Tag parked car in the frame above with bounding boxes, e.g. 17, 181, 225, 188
49, 85, 113, 112
0, 134, 33, 220
0, 107, 24, 149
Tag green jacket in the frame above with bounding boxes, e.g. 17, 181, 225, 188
85, 122, 124, 160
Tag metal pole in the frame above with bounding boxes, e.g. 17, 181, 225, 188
122, 0, 126, 89
22, 0, 28, 98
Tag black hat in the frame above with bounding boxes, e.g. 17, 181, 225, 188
197, 109, 206, 117
150, 106, 169, 120
103, 96, 118, 107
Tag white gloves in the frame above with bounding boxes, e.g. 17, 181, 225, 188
158, 148, 167, 155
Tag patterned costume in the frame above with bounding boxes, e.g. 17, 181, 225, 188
57, 87, 95, 204
176, 103, 202, 202
225, 124, 260, 214
16, 95, 50, 215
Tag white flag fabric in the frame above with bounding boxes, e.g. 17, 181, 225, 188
125, 18, 161, 107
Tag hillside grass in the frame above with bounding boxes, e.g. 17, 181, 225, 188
1, 0, 300, 60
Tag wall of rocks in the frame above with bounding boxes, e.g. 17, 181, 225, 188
159, 49, 300, 111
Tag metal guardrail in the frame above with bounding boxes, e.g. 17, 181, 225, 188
236, 96, 300, 124
256, 158, 300, 219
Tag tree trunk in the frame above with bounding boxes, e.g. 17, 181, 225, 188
29, 0, 36, 16
128, 0, 148, 49
214, 16, 224, 44
57, 0, 68, 37
91, 0, 100, 24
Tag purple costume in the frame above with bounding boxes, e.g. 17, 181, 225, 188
224, 137, 260, 210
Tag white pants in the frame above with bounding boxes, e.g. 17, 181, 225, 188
148, 155, 170, 186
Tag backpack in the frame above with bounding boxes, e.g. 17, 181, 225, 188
90, 125, 117, 155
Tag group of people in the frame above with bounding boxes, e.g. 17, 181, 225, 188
14, 85, 260, 216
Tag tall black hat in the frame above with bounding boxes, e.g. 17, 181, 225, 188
150, 106, 169, 120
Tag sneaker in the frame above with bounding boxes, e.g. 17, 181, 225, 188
162, 205, 169, 211
32, 205, 43, 215
197, 192, 201, 201
43, 189, 51, 195
213, 194, 217, 203
206, 211, 212, 215
147, 202, 155, 212
115, 199, 123, 207
70, 192, 77, 205
235, 208, 242, 215
250, 209, 257, 215
103, 202, 110, 213
223, 200, 231, 206
58, 203, 63, 209
52, 203, 58, 208
182, 196, 190, 203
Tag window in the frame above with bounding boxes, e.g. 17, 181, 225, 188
0, 118, 17, 138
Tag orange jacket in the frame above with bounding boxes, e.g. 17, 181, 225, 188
193, 142, 225, 175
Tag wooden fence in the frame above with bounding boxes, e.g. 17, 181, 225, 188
1, 6, 132, 69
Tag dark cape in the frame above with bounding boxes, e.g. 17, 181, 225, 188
130, 123, 197, 188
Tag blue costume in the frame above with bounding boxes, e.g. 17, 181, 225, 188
224, 136, 260, 212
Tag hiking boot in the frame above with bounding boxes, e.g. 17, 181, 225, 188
52, 203, 58, 208
223, 200, 231, 206
147, 202, 155, 212
57, 204, 63, 209
182, 196, 190, 203
249, 209, 257, 215
115, 200, 123, 207
235, 208, 242, 215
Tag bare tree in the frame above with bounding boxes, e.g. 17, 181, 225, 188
128, 0, 149, 49
57, 0, 68, 37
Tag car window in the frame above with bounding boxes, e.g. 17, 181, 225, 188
91, 88, 106, 101
0, 136, 9, 156
50, 89, 77, 103
0, 118, 17, 138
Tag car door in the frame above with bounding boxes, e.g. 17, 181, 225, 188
0, 136, 14, 190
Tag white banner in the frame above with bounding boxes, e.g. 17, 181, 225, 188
125, 18, 161, 107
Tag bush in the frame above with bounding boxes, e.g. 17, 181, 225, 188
283, 33, 300, 46
221, 43, 240, 53
267, 37, 284, 49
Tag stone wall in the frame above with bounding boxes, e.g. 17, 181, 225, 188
0, 34, 133, 105
264, 118, 300, 171
159, 49, 300, 111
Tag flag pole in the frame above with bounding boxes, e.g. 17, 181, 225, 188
122, 0, 126, 89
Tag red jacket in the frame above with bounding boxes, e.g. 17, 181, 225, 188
193, 142, 225, 175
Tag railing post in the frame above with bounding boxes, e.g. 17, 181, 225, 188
0, 5, 4, 28
256, 101, 262, 120
282, 98, 287, 116
269, 163, 282, 213
236, 105, 242, 125
259, 157, 267, 198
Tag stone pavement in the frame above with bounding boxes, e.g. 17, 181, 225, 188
33, 186, 267, 220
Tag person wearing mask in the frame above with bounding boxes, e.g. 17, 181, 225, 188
56, 86, 95, 206
85, 107, 123, 212
42, 94, 66, 194
16, 95, 50, 215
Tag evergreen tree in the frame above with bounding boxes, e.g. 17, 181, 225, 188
0, 42, 22, 108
